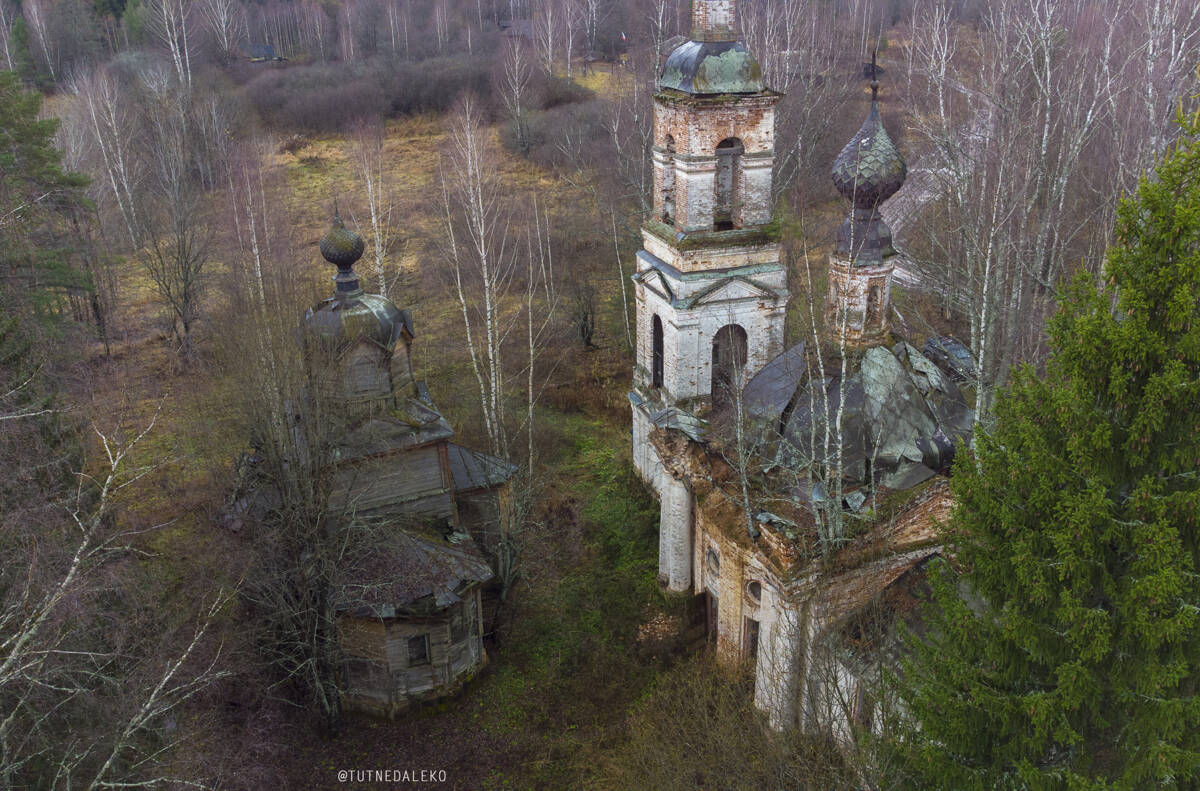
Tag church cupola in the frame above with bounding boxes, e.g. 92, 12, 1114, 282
304, 212, 415, 414
827, 61, 907, 349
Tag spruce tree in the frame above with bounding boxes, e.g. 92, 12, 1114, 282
889, 109, 1200, 789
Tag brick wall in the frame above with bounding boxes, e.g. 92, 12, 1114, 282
826, 254, 894, 349
691, 0, 737, 41
653, 94, 778, 232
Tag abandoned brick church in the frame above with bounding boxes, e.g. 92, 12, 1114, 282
631, 0, 975, 736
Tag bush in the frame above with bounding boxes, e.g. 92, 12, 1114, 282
531, 72, 593, 111
502, 99, 609, 167
240, 56, 496, 133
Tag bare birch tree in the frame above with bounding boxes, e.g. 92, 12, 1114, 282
533, 0, 557, 74
71, 69, 143, 249
898, 0, 1200, 421
201, 0, 246, 62
23, 0, 56, 83
499, 36, 534, 156
351, 120, 398, 297
150, 0, 195, 89
439, 95, 516, 460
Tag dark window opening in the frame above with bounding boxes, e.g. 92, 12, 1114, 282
711, 324, 748, 412
450, 603, 473, 643
747, 580, 762, 604
714, 137, 744, 231
651, 314, 664, 389
706, 547, 720, 576
407, 634, 429, 666
867, 283, 883, 324
744, 617, 759, 660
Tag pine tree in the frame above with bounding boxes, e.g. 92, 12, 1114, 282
0, 69, 92, 318
888, 108, 1200, 789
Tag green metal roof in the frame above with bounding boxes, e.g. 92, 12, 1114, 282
659, 40, 764, 95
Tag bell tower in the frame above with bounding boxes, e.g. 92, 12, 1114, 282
630, 0, 788, 496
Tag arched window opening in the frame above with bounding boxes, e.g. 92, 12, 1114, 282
662, 135, 676, 223
651, 314, 664, 389
866, 283, 883, 324
714, 137, 744, 231
711, 323, 748, 412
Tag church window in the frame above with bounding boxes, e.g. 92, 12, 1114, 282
746, 579, 762, 605
866, 283, 883, 324
662, 135, 676, 222
407, 634, 429, 666
652, 314, 664, 389
711, 323, 748, 412
706, 547, 720, 576
714, 137, 744, 231
743, 617, 760, 660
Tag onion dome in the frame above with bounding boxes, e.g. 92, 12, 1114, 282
320, 213, 367, 296
831, 75, 907, 265
304, 213, 411, 351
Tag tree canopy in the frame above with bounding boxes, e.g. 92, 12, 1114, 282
889, 106, 1200, 789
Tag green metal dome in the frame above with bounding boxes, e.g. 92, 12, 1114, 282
659, 40, 764, 95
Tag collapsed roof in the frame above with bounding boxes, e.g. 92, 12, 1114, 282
749, 340, 973, 490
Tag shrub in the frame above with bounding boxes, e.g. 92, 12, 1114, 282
240, 56, 495, 133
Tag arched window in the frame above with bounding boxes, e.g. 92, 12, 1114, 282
651, 314, 664, 389
714, 137, 744, 230
662, 135, 676, 222
711, 323, 748, 411
866, 283, 883, 325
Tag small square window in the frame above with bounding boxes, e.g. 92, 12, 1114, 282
408, 634, 429, 666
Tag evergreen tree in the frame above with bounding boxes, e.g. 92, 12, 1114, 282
888, 108, 1200, 789
0, 69, 92, 318
7, 16, 44, 90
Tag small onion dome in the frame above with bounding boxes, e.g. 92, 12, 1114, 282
832, 100, 907, 210
832, 98, 907, 264
320, 213, 366, 294
659, 40, 764, 95
304, 214, 412, 351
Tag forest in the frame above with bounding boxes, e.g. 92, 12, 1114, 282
0, 0, 1198, 788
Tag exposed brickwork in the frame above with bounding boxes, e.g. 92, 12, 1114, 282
827, 254, 894, 350
691, 0, 738, 42
652, 94, 779, 232
648, 417, 956, 731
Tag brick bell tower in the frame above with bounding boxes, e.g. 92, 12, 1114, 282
630, 0, 788, 496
